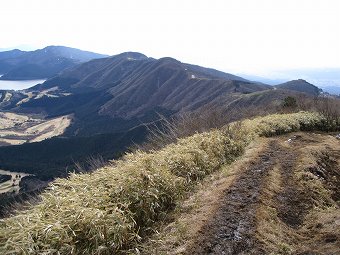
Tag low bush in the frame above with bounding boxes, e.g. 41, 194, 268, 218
314, 97, 340, 130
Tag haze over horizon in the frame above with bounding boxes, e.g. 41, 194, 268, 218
1, 0, 339, 79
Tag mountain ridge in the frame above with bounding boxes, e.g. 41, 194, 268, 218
0, 46, 108, 80
11, 52, 272, 135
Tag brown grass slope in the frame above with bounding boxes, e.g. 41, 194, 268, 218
0, 112, 336, 254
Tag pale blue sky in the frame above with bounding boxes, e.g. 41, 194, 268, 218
1, 0, 339, 75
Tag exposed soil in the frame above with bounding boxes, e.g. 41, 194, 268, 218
186, 141, 281, 254
184, 133, 340, 255
276, 141, 312, 228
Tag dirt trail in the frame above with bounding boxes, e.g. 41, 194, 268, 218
186, 133, 340, 255
276, 142, 312, 228
186, 141, 284, 254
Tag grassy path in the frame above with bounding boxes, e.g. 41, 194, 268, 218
142, 132, 340, 254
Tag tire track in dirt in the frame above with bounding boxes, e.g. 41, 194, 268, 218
276, 146, 312, 228
186, 139, 297, 254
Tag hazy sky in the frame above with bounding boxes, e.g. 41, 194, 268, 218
1, 0, 339, 74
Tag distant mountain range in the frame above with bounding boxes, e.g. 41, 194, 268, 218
0, 46, 107, 80
0, 49, 325, 180
240, 68, 340, 95
1, 51, 275, 136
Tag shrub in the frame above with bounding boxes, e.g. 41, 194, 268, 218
314, 97, 340, 130
282, 96, 297, 109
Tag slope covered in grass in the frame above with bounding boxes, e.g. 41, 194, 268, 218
0, 112, 334, 254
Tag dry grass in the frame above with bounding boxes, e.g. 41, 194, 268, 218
0, 128, 246, 254
0, 111, 337, 254
0, 112, 30, 129
137, 138, 267, 255
139, 109, 230, 151
28, 115, 72, 142
73, 155, 107, 173
0, 112, 72, 145
241, 111, 326, 137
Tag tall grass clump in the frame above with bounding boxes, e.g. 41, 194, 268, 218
0, 111, 336, 254
0, 126, 247, 254
241, 111, 330, 137
140, 108, 235, 151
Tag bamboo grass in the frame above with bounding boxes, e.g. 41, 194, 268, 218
0, 111, 332, 254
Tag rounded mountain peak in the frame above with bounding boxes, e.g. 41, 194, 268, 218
158, 57, 182, 65
113, 52, 148, 60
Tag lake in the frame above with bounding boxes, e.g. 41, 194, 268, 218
0, 75, 45, 90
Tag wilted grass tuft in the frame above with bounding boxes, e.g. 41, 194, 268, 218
0, 111, 336, 254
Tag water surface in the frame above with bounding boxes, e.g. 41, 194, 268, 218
0, 76, 45, 90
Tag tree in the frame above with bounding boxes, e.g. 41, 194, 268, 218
282, 96, 297, 108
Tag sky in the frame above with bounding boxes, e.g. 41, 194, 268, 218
1, 0, 339, 76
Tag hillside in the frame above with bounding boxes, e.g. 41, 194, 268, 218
0, 49, 25, 62
0, 52, 272, 138
0, 46, 107, 80
0, 112, 338, 254
0, 124, 148, 180
275, 79, 321, 96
